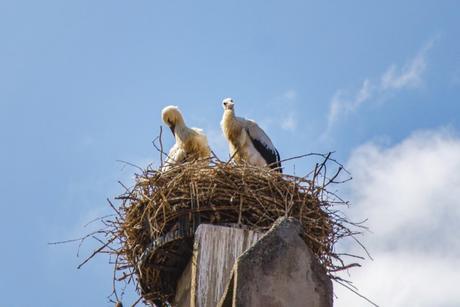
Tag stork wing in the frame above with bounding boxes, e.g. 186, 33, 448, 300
245, 120, 282, 172
162, 143, 187, 171
191, 127, 210, 148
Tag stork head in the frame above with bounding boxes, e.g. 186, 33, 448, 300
161, 105, 184, 136
222, 98, 234, 110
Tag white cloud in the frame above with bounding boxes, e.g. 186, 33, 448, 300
281, 112, 298, 131
328, 79, 373, 126
335, 252, 460, 307
327, 40, 434, 128
262, 89, 300, 133
381, 41, 433, 90
279, 90, 299, 132
283, 89, 297, 100
335, 129, 460, 307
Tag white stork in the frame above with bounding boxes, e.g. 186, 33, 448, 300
220, 98, 282, 172
161, 106, 211, 171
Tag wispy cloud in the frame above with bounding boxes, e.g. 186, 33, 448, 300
326, 40, 435, 129
328, 79, 373, 125
262, 89, 299, 133
280, 112, 297, 131
283, 89, 297, 100
381, 41, 433, 90
336, 128, 460, 307
280, 90, 299, 132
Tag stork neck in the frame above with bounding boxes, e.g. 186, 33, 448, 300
222, 109, 235, 128
175, 115, 186, 128
174, 124, 190, 142
223, 109, 235, 119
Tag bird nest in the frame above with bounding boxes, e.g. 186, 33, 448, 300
85, 154, 364, 306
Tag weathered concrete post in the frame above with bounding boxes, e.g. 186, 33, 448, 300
174, 225, 263, 307
218, 217, 333, 307
174, 218, 333, 307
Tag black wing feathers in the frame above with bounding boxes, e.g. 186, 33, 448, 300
246, 128, 282, 173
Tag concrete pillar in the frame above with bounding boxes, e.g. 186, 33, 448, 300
174, 225, 263, 307
174, 218, 333, 307
218, 218, 333, 307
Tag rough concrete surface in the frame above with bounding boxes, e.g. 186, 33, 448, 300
174, 224, 263, 307
174, 219, 333, 307
174, 260, 192, 307
218, 217, 333, 307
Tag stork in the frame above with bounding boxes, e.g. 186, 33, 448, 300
220, 98, 282, 172
161, 106, 211, 171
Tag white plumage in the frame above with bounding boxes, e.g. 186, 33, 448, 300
161, 106, 211, 171
220, 98, 282, 172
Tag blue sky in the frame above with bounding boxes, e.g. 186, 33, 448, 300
1, 1, 460, 306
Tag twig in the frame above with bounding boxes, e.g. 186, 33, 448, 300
334, 279, 379, 307
152, 126, 168, 163
48, 230, 103, 245
116, 160, 144, 172
107, 198, 121, 217
77, 236, 116, 269
158, 126, 164, 167
131, 296, 143, 307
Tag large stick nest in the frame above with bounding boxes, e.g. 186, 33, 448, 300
90, 153, 364, 306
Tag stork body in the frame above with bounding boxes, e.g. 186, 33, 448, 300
161, 106, 210, 171
220, 98, 282, 172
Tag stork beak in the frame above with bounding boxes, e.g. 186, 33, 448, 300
169, 125, 175, 136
